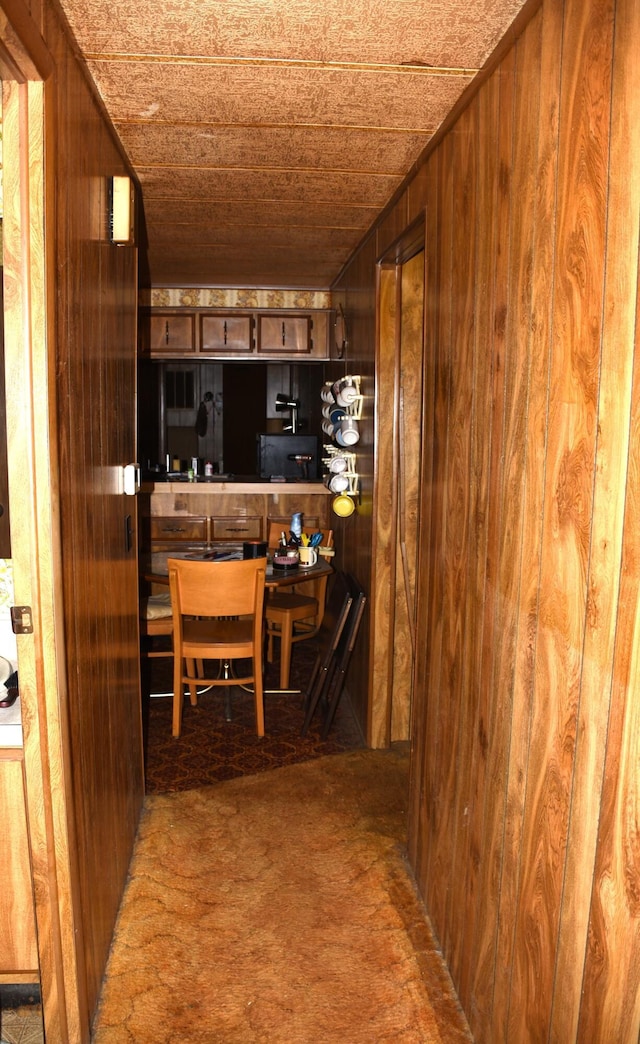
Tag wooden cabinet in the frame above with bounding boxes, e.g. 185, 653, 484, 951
0, 752, 38, 978
141, 309, 328, 360
149, 312, 196, 354
200, 313, 254, 355
210, 516, 262, 541
256, 314, 312, 355
147, 515, 208, 547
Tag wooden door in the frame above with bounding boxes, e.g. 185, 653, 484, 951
2, 8, 144, 1038
0, 280, 11, 557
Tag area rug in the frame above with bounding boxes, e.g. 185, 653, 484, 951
92, 748, 471, 1043
142, 642, 365, 793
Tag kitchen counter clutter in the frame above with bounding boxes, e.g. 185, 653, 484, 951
139, 481, 333, 564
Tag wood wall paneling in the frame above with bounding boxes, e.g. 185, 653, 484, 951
572, 0, 640, 1037
465, 48, 516, 1036
43, 0, 144, 1031
335, 0, 640, 1038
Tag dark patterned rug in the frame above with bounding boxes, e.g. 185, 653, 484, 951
141, 640, 365, 794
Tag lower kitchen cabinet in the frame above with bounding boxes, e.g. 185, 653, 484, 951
0, 750, 38, 980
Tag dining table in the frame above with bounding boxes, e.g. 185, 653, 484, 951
142, 545, 333, 696
142, 544, 333, 591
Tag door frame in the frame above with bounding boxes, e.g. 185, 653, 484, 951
368, 215, 426, 747
2, 17, 86, 1041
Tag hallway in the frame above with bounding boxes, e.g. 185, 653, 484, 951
92, 749, 471, 1043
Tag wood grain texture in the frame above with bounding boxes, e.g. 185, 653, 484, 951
465, 49, 516, 1038
36, 1, 144, 1034
455, 69, 501, 1013
338, 0, 640, 1039
368, 265, 398, 747
0, 755, 37, 973
575, 0, 640, 1037
2, 75, 86, 1044
391, 251, 424, 740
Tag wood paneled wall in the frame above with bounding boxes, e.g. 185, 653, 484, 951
334, 0, 640, 1038
43, 1, 144, 1025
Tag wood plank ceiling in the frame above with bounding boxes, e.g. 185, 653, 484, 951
57, 0, 529, 289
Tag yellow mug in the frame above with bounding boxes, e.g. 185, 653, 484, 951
332, 493, 355, 517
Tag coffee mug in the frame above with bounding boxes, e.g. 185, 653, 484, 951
333, 378, 358, 407
335, 417, 360, 446
328, 454, 348, 473
325, 473, 349, 493
298, 546, 318, 568
332, 493, 355, 517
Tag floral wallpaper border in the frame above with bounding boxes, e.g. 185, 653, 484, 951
143, 288, 331, 310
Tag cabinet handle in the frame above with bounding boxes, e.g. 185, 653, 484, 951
165, 320, 169, 345
223, 320, 227, 345
282, 321, 286, 346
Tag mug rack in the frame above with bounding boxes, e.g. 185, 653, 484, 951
320, 376, 362, 515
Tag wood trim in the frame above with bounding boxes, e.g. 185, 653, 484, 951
2, 78, 84, 1043
0, 0, 52, 81
368, 264, 399, 746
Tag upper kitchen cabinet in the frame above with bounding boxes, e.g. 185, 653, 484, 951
256, 314, 311, 355
140, 309, 329, 361
149, 311, 196, 354
200, 314, 254, 355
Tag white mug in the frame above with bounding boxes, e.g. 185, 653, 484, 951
335, 417, 360, 446
325, 473, 349, 493
333, 378, 358, 407
298, 545, 318, 567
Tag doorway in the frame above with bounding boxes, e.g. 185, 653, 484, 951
369, 225, 426, 748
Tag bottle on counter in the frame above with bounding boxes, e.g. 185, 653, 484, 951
204, 461, 214, 477
291, 512, 303, 541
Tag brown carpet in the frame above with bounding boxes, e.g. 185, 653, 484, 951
142, 641, 365, 793
92, 748, 471, 1043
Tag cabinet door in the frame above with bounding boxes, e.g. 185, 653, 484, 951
0, 755, 38, 974
200, 314, 254, 355
257, 315, 312, 355
150, 313, 196, 354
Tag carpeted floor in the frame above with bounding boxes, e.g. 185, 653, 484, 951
0, 986, 43, 1044
92, 748, 471, 1043
142, 639, 365, 793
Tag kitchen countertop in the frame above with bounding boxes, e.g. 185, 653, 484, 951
142, 477, 330, 494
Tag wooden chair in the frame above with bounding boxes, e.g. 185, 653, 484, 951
139, 590, 173, 658
168, 556, 266, 739
265, 523, 334, 689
